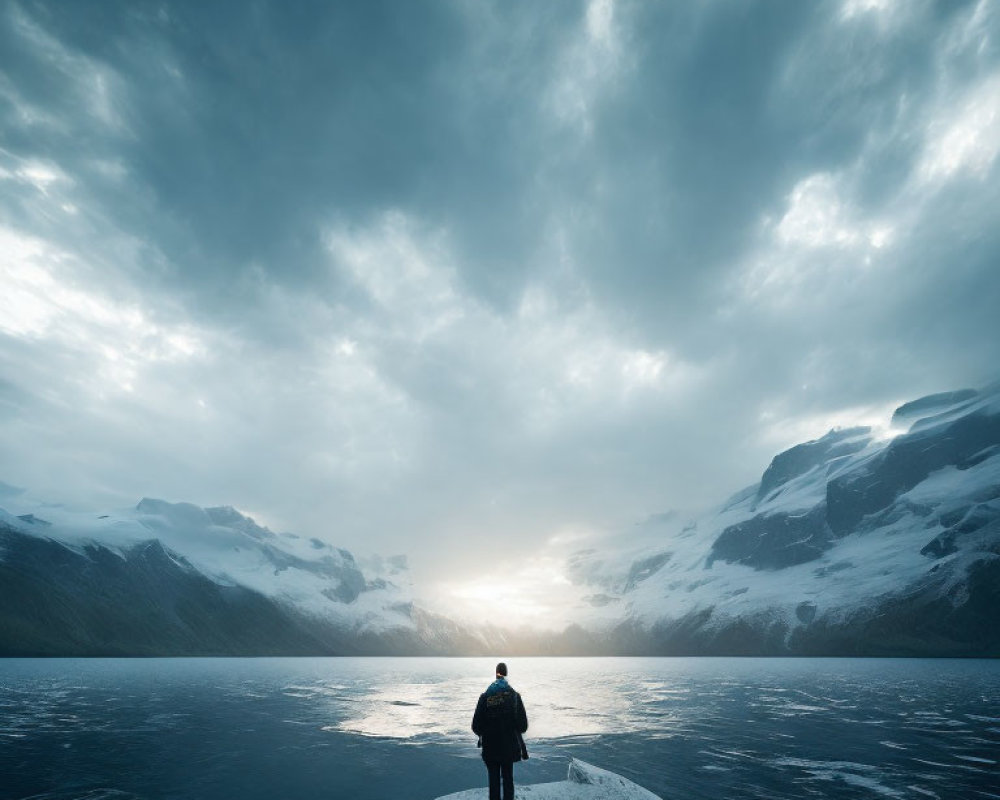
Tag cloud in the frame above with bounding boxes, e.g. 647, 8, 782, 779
0, 225, 203, 390
1, 0, 998, 615
919, 72, 1000, 182
545, 0, 630, 138
2, 3, 129, 135
317, 210, 707, 543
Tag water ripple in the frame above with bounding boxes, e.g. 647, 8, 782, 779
0, 657, 997, 800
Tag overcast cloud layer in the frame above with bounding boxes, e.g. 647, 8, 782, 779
2, 0, 1000, 606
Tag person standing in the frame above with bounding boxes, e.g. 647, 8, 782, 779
472, 662, 528, 800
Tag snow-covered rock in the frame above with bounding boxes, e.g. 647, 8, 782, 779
435, 759, 661, 800
544, 381, 1000, 656
0, 495, 486, 656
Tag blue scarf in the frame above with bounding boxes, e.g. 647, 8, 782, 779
485, 677, 510, 695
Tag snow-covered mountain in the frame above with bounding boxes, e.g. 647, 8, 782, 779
537, 383, 1000, 656
2, 382, 997, 656
0, 495, 490, 656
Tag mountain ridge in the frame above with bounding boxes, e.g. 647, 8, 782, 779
542, 382, 1000, 656
1, 382, 998, 656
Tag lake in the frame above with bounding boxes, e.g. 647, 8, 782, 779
1, 657, 997, 800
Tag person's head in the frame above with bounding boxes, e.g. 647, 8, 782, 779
495, 662, 508, 679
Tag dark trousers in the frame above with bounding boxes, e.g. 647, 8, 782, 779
485, 760, 514, 800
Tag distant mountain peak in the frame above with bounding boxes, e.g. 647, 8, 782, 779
891, 389, 978, 428
205, 505, 276, 541
136, 497, 212, 528
756, 425, 872, 504
556, 379, 1000, 656
1, 489, 488, 656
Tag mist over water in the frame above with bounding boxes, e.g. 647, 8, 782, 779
1, 657, 997, 800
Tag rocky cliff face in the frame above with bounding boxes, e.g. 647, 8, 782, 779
550, 383, 1000, 656
0, 524, 322, 656
0, 501, 490, 656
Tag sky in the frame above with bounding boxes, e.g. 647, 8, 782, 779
1, 0, 999, 615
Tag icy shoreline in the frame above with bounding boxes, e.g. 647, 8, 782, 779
435, 759, 662, 800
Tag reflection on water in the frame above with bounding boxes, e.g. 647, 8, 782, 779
321, 661, 684, 741
1, 657, 998, 800
333, 681, 464, 739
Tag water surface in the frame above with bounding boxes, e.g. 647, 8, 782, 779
1, 657, 997, 800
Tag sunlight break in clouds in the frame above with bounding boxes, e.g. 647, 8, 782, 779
0, 225, 204, 393
737, 171, 895, 306
840, 0, 899, 23
775, 172, 894, 251
919, 73, 1000, 183
432, 554, 581, 631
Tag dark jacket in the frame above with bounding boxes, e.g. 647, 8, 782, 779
472, 678, 528, 763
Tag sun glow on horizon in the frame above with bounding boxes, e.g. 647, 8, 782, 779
428, 555, 582, 631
